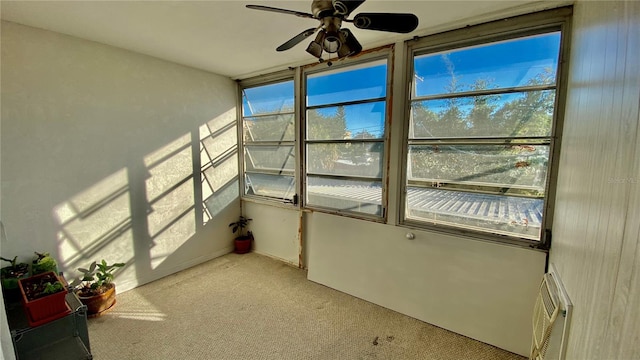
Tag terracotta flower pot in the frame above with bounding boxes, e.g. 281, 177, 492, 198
77, 283, 117, 317
18, 272, 71, 327
234, 234, 253, 254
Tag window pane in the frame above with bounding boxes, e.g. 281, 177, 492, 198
245, 146, 295, 172
243, 80, 294, 116
409, 145, 549, 191
406, 187, 543, 240
411, 91, 555, 138
245, 173, 295, 200
307, 143, 383, 178
414, 32, 560, 97
307, 176, 382, 215
305, 57, 389, 218
244, 114, 295, 142
307, 61, 387, 106
307, 102, 386, 140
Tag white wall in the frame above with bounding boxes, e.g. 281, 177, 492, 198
0, 21, 240, 293
243, 201, 300, 266
306, 213, 545, 356
550, 1, 640, 359
0, 66, 15, 359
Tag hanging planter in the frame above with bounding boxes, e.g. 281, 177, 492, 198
18, 271, 71, 327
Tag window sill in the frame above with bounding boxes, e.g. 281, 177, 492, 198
241, 195, 298, 210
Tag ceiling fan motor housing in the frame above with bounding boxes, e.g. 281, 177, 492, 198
311, 0, 336, 18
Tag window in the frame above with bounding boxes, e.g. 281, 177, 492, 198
241, 78, 296, 203
403, 28, 565, 242
304, 57, 389, 218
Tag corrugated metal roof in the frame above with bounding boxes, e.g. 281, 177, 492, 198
307, 185, 543, 228
406, 188, 543, 226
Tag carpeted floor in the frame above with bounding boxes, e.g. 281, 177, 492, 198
87, 253, 526, 359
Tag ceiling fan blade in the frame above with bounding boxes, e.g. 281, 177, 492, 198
332, 0, 366, 16
246, 5, 315, 19
353, 13, 419, 33
277, 28, 318, 52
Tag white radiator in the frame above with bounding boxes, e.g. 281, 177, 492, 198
530, 263, 573, 360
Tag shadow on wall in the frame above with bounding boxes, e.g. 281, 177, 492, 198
52, 112, 239, 288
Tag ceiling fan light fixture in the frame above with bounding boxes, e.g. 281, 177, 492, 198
306, 30, 325, 58
320, 16, 343, 54
323, 32, 341, 53
337, 28, 362, 59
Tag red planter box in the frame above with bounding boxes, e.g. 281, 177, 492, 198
18, 272, 71, 327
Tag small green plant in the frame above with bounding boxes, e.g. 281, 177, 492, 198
229, 216, 252, 238
22, 272, 66, 300
43, 281, 64, 295
71, 260, 125, 296
32, 252, 58, 275
1, 256, 30, 290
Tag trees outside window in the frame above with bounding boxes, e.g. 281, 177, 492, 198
404, 31, 563, 241
304, 58, 389, 218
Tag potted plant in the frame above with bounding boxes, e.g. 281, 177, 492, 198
70, 259, 125, 317
18, 271, 70, 327
229, 216, 253, 254
31, 252, 58, 275
1, 256, 30, 301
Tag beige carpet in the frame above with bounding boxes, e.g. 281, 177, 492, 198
87, 253, 525, 360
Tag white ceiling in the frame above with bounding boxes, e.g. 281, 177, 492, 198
0, 0, 567, 79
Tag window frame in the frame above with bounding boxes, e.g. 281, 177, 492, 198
238, 69, 300, 207
301, 47, 394, 222
399, 8, 572, 248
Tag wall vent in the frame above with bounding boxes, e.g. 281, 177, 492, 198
530, 264, 572, 360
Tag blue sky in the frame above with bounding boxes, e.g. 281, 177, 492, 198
243, 32, 561, 137
414, 32, 561, 97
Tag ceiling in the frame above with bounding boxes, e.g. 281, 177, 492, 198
0, 1, 567, 79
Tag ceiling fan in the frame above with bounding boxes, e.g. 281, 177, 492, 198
246, 0, 418, 62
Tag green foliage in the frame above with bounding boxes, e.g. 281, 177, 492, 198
307, 107, 348, 172
32, 252, 58, 275
410, 68, 556, 190
71, 260, 125, 293
22, 273, 65, 300
229, 216, 252, 237
43, 281, 64, 295
1, 256, 29, 290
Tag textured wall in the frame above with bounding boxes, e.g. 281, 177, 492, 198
0, 21, 240, 292
550, 1, 640, 359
